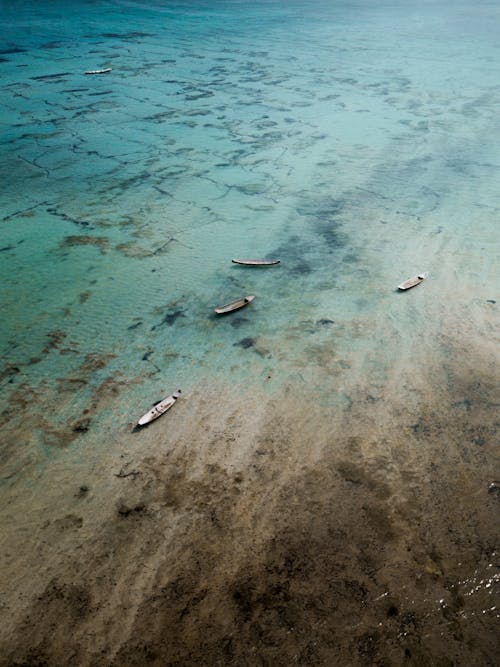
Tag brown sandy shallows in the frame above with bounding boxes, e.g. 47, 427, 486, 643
59, 235, 110, 254
0, 320, 498, 667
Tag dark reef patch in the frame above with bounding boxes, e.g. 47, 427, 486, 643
72, 418, 91, 433
30, 72, 71, 81
39, 424, 81, 449
0, 47, 27, 54
296, 194, 352, 253
47, 207, 92, 228
42, 330, 67, 354
98, 31, 155, 39
78, 290, 91, 304
59, 235, 109, 253
289, 260, 312, 275
115, 242, 152, 258
40, 41, 65, 49
79, 352, 116, 372
127, 321, 143, 330
0, 363, 20, 383
233, 337, 255, 349
28, 579, 92, 625
117, 501, 147, 518
269, 235, 313, 277
151, 309, 186, 330
229, 316, 249, 329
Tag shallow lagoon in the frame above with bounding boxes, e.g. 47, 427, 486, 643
0, 1, 499, 664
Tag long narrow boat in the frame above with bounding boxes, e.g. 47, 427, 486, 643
214, 295, 255, 314
85, 68, 112, 75
137, 390, 181, 426
232, 258, 280, 266
398, 272, 429, 290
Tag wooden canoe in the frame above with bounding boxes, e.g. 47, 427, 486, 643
398, 272, 429, 290
215, 295, 255, 314
137, 390, 181, 426
232, 258, 280, 266
85, 68, 112, 74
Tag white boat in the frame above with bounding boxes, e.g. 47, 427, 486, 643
398, 272, 429, 290
85, 68, 112, 75
232, 258, 280, 266
214, 295, 255, 314
137, 390, 181, 426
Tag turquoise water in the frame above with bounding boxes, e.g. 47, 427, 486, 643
1, 0, 499, 431
1, 1, 499, 662
0, 2, 500, 446
1, 0, 499, 441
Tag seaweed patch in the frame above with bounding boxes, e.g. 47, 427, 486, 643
59, 235, 109, 253
79, 290, 91, 304
115, 242, 152, 258
0, 363, 20, 383
79, 352, 116, 372
233, 337, 255, 349
42, 330, 67, 354
151, 309, 186, 330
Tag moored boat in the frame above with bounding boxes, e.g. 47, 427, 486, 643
398, 272, 429, 290
214, 295, 255, 314
232, 258, 280, 266
137, 389, 181, 426
85, 68, 112, 74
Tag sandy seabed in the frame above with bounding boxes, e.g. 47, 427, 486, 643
1, 0, 499, 663
0, 304, 498, 667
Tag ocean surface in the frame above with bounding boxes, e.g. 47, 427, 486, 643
1, 0, 499, 396
0, 1, 498, 664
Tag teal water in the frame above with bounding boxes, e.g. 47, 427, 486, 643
1, 0, 499, 444
1, 0, 499, 452
1, 1, 499, 662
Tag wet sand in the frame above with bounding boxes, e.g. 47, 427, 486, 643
1, 300, 498, 667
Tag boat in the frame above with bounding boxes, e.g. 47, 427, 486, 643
137, 389, 181, 426
214, 295, 255, 314
85, 68, 112, 75
398, 272, 429, 290
232, 258, 280, 266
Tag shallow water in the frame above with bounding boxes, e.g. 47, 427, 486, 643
0, 1, 499, 665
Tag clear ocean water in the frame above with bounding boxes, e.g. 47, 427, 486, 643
1, 1, 499, 662
1, 0, 499, 456
1, 0, 499, 450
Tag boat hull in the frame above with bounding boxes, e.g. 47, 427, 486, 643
398, 272, 429, 290
137, 390, 181, 426
85, 68, 112, 74
232, 259, 280, 266
214, 295, 255, 314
